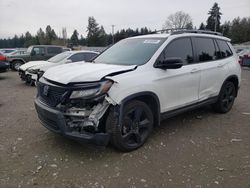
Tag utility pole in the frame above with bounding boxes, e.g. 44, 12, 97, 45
111, 25, 115, 44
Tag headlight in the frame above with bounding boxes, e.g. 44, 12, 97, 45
28, 69, 39, 74
69, 80, 113, 99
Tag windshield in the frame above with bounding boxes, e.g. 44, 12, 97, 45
27, 46, 33, 53
48, 51, 72, 63
94, 37, 165, 65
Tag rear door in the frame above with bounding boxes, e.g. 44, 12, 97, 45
193, 37, 228, 101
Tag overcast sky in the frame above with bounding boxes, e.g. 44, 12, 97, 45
0, 0, 249, 38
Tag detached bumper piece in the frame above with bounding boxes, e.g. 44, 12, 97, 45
34, 99, 110, 146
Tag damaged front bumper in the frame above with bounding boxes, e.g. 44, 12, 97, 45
18, 69, 27, 81
34, 98, 111, 146
26, 72, 37, 85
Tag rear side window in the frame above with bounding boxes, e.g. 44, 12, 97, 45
216, 40, 233, 58
193, 37, 216, 62
69, 53, 86, 62
47, 47, 62, 54
84, 53, 98, 61
160, 38, 194, 64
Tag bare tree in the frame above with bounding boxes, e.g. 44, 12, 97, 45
163, 11, 193, 29
62, 27, 67, 45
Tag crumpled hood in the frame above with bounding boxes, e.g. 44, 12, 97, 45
19, 61, 49, 71
28, 62, 62, 72
43, 62, 137, 84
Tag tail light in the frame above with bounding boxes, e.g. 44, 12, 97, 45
243, 54, 250, 58
0, 56, 7, 61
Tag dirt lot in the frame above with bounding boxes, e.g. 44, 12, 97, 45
0, 69, 250, 188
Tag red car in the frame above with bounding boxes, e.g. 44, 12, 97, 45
238, 49, 250, 67
0, 52, 6, 61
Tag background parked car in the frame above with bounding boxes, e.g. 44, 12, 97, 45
238, 49, 250, 67
19, 50, 99, 85
0, 48, 17, 55
0, 52, 9, 72
7, 49, 27, 56
62, 47, 72, 52
7, 45, 64, 71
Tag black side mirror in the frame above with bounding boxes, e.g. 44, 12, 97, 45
155, 58, 184, 69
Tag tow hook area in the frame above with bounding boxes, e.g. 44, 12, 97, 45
64, 97, 115, 133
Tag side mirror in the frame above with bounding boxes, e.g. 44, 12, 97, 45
65, 59, 73, 63
155, 58, 184, 69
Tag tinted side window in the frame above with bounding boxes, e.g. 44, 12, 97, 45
33, 47, 45, 55
84, 53, 98, 61
217, 40, 233, 58
47, 47, 62, 54
194, 38, 216, 62
160, 38, 193, 64
69, 53, 85, 62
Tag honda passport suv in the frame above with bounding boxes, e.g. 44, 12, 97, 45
34, 30, 241, 151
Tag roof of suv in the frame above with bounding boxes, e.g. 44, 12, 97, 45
31, 45, 63, 48
132, 30, 231, 41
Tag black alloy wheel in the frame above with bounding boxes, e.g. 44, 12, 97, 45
212, 81, 236, 113
106, 100, 154, 151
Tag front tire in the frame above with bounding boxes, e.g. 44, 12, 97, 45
106, 100, 154, 152
212, 81, 236, 113
12, 61, 23, 71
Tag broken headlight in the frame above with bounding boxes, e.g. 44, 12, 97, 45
69, 80, 113, 100
27, 68, 39, 74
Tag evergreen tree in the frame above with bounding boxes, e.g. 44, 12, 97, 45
24, 32, 37, 47
37, 28, 46, 45
199, 23, 206, 30
70, 29, 79, 46
206, 3, 222, 32
79, 35, 86, 46
86, 16, 101, 46
97, 26, 107, 46
45, 25, 57, 44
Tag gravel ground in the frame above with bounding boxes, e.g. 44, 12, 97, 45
0, 69, 250, 188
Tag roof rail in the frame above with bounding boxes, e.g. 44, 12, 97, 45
171, 29, 223, 36
150, 28, 188, 34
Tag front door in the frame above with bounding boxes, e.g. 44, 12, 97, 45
153, 37, 200, 113
30, 47, 45, 61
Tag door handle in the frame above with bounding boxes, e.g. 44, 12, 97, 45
190, 68, 199, 73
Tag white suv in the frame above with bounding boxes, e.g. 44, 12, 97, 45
34, 30, 241, 151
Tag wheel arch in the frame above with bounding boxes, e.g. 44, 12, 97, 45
11, 58, 25, 64
118, 91, 161, 127
223, 75, 239, 97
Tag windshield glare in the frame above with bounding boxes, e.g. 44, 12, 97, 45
48, 51, 72, 63
94, 38, 165, 65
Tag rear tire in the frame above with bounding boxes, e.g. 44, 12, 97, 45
106, 100, 154, 152
212, 81, 236, 113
